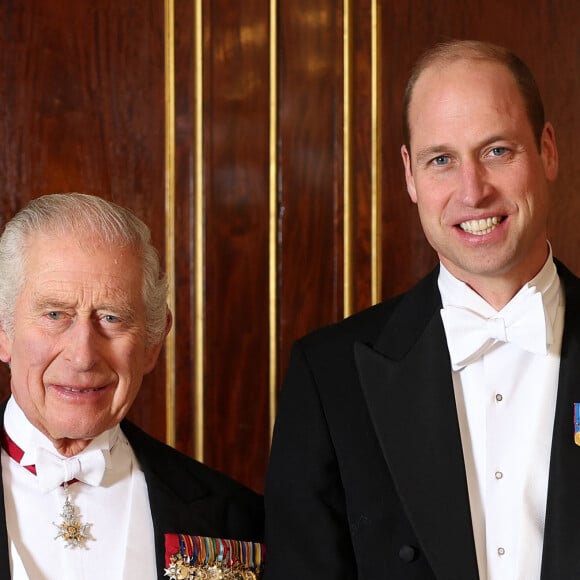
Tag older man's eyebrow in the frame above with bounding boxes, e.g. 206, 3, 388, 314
30, 295, 138, 320
96, 303, 138, 322
30, 297, 71, 312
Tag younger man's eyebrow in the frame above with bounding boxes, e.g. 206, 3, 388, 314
414, 145, 451, 165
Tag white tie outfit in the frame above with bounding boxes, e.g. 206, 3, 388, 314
1, 397, 157, 580
441, 285, 551, 371
438, 253, 564, 580
28, 446, 108, 493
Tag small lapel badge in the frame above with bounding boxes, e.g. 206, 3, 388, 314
574, 403, 580, 446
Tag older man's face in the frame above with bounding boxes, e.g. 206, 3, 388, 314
0, 231, 164, 455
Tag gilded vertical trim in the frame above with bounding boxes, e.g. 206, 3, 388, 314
371, 0, 382, 304
164, 0, 177, 447
343, 0, 353, 318
268, 0, 278, 436
194, 0, 205, 461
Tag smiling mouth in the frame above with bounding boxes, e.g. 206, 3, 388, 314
60, 385, 106, 393
459, 216, 505, 235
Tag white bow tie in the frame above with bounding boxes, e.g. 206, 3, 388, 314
31, 447, 108, 493
440, 288, 551, 371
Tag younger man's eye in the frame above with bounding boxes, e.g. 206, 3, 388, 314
432, 155, 449, 166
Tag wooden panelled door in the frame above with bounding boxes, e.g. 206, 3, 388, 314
0, 0, 578, 492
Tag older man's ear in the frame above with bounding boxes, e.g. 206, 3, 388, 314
0, 327, 12, 364
143, 309, 173, 374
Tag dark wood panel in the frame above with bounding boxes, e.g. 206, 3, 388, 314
0, 0, 167, 440
1, 0, 579, 497
278, 0, 344, 381
351, 0, 374, 313
379, 0, 580, 300
173, 0, 197, 459
203, 0, 271, 492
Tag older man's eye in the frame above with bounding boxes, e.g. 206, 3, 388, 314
103, 314, 121, 324
47, 311, 63, 320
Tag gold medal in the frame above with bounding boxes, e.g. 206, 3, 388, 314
53, 483, 92, 548
164, 535, 264, 579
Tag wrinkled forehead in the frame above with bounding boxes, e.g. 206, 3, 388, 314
18, 231, 145, 310
21, 230, 142, 282
23, 226, 138, 261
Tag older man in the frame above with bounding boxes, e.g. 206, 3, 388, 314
0, 193, 263, 579
265, 40, 578, 579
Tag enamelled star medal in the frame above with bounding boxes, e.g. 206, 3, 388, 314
0, 429, 93, 549
53, 482, 92, 548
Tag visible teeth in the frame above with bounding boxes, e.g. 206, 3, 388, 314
459, 216, 501, 235
62, 386, 101, 393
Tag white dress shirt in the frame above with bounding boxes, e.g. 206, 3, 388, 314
438, 254, 564, 580
1, 397, 157, 579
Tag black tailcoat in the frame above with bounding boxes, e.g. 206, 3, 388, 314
265, 262, 580, 579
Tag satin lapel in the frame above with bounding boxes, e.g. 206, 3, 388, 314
0, 401, 13, 578
541, 268, 580, 578
123, 422, 222, 580
145, 472, 204, 580
355, 275, 479, 580
146, 473, 188, 579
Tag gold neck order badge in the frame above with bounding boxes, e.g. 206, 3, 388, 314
53, 482, 93, 548
0, 429, 96, 548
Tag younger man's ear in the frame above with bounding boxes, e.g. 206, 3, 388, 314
540, 122, 559, 182
0, 328, 12, 364
401, 145, 418, 203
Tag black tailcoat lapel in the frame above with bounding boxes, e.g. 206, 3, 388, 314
122, 420, 263, 580
0, 443, 9, 578
355, 269, 480, 580
0, 402, 13, 577
124, 420, 219, 579
540, 263, 580, 578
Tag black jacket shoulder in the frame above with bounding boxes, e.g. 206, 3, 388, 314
121, 418, 264, 542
